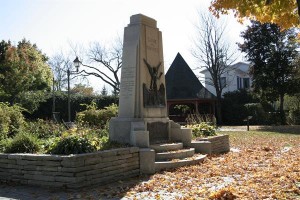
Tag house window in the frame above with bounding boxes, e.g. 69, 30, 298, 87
237, 76, 242, 89
220, 77, 226, 88
237, 76, 250, 89
243, 78, 250, 89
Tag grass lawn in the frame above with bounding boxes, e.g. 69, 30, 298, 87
97, 130, 300, 199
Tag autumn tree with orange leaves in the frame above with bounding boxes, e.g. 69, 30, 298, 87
0, 39, 52, 109
210, 0, 300, 29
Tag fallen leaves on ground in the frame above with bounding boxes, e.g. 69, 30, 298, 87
91, 131, 300, 200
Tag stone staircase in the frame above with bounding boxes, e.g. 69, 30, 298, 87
150, 142, 206, 172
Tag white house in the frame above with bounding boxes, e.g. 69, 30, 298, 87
199, 62, 252, 96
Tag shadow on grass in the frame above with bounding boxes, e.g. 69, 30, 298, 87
254, 125, 300, 135
0, 174, 151, 199
82, 174, 151, 199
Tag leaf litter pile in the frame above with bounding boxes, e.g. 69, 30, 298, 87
94, 131, 300, 199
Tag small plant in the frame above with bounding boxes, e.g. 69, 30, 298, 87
186, 113, 216, 127
25, 119, 66, 139
187, 122, 217, 138
0, 102, 25, 139
49, 135, 96, 155
5, 133, 40, 153
99, 137, 129, 150
0, 138, 12, 153
76, 102, 118, 128
174, 104, 191, 114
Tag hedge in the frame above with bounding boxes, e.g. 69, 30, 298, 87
24, 92, 118, 121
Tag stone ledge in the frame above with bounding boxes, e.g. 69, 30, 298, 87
0, 147, 140, 188
190, 141, 212, 154
155, 154, 206, 172
194, 134, 230, 154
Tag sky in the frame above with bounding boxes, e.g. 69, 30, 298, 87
0, 0, 248, 93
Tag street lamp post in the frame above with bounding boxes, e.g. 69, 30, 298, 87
67, 57, 81, 122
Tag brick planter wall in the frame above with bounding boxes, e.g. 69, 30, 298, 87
197, 135, 230, 154
0, 147, 139, 188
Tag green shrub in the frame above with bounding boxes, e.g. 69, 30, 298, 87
40, 137, 61, 153
0, 108, 10, 140
76, 103, 118, 128
49, 135, 96, 155
221, 90, 275, 125
0, 103, 25, 139
288, 110, 300, 125
244, 103, 268, 125
9, 108, 25, 136
187, 122, 217, 138
16, 90, 51, 113
0, 138, 12, 153
5, 133, 40, 153
99, 137, 128, 150
25, 119, 66, 139
27, 93, 118, 121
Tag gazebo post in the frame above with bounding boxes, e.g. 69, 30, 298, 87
195, 101, 199, 114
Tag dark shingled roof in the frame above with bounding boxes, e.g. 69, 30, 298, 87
165, 53, 216, 100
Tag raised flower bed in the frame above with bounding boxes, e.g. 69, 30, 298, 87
190, 135, 230, 155
0, 147, 140, 188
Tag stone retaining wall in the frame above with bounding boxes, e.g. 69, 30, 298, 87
0, 147, 139, 188
197, 135, 230, 154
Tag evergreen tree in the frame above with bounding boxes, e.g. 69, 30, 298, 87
239, 21, 299, 124
100, 85, 108, 96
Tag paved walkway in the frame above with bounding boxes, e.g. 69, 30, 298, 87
0, 177, 143, 200
218, 126, 248, 131
218, 125, 300, 133
0, 183, 82, 200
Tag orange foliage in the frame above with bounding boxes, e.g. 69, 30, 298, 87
209, 0, 299, 29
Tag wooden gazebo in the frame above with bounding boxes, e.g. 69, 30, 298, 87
165, 53, 216, 123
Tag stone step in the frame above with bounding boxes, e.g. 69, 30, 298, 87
150, 142, 183, 153
155, 148, 195, 161
155, 154, 207, 172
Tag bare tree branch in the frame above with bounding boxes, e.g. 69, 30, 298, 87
192, 13, 237, 124
79, 38, 122, 93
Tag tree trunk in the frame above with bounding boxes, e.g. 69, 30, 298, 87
9, 95, 16, 106
279, 94, 286, 125
216, 91, 223, 125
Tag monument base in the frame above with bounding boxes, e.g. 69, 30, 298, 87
109, 117, 192, 147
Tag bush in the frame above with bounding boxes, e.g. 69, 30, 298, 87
99, 137, 129, 150
187, 122, 217, 138
5, 133, 40, 153
287, 110, 300, 125
0, 103, 25, 139
76, 103, 118, 128
221, 90, 275, 125
0, 138, 12, 153
49, 135, 96, 155
186, 113, 216, 127
0, 108, 10, 140
26, 92, 118, 121
245, 103, 268, 125
16, 90, 51, 113
25, 119, 66, 139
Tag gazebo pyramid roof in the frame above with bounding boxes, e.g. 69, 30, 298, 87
165, 53, 215, 100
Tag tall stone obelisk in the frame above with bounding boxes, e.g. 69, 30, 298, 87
109, 14, 169, 146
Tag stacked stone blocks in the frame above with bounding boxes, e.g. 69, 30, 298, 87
197, 135, 230, 154
0, 147, 139, 188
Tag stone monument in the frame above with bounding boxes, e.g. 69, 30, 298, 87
109, 14, 191, 147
